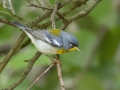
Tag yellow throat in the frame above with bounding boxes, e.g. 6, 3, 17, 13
57, 46, 80, 54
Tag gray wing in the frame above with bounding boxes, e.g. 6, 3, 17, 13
27, 30, 46, 41
28, 30, 63, 47
12, 21, 63, 47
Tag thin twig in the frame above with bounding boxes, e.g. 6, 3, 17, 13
3, 0, 15, 14
14, 39, 31, 54
27, 63, 55, 90
55, 55, 65, 90
3, 52, 41, 90
44, 0, 52, 7
61, 0, 101, 29
37, 0, 89, 30
0, 32, 26, 73
56, 11, 68, 24
44, 54, 57, 61
50, 0, 58, 29
0, 18, 15, 27
26, 0, 73, 29
8, 0, 15, 14
35, 0, 41, 6
27, 2, 52, 10
27, 0, 30, 4
58, 0, 71, 9
27, 53, 65, 90
27, 0, 52, 11
68, 0, 102, 22
57, 63, 65, 90
29, 10, 52, 27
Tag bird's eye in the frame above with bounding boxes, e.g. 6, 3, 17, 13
70, 42, 74, 46
70, 43, 72, 46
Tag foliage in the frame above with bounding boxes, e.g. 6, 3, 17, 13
0, 0, 120, 90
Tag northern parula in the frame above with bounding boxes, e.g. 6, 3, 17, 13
12, 21, 80, 54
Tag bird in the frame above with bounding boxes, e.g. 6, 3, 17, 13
12, 21, 80, 54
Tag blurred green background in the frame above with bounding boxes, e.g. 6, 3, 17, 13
0, 0, 120, 90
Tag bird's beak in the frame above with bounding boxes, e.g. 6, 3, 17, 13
75, 47, 81, 52
68, 46, 81, 52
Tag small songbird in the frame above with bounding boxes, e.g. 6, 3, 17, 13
12, 21, 80, 54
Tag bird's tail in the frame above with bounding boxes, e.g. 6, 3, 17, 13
12, 21, 32, 31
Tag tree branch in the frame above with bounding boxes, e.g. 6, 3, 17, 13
61, 0, 101, 29
0, 32, 26, 73
14, 39, 31, 54
3, 52, 41, 90
38, 0, 89, 30
27, 63, 55, 90
57, 63, 65, 90
3, 0, 15, 14
27, 0, 52, 10
68, 0, 101, 22
0, 18, 16, 27
50, 0, 58, 29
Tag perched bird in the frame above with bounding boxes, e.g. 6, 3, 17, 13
12, 21, 80, 54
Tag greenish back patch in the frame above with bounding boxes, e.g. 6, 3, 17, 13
48, 29, 61, 36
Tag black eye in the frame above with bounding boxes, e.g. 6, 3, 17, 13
70, 42, 74, 47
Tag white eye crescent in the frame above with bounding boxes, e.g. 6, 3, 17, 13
70, 41, 74, 46
70, 43, 73, 46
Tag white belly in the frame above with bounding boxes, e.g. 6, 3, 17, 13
32, 38, 59, 54
24, 31, 59, 54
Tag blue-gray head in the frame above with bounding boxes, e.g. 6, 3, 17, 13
61, 31, 80, 52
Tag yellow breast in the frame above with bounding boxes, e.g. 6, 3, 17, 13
57, 49, 66, 54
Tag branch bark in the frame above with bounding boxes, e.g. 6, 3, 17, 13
68, 0, 101, 22
3, 52, 41, 90
27, 63, 54, 90
0, 32, 26, 73
50, 0, 58, 29
57, 63, 65, 90
61, 0, 101, 29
